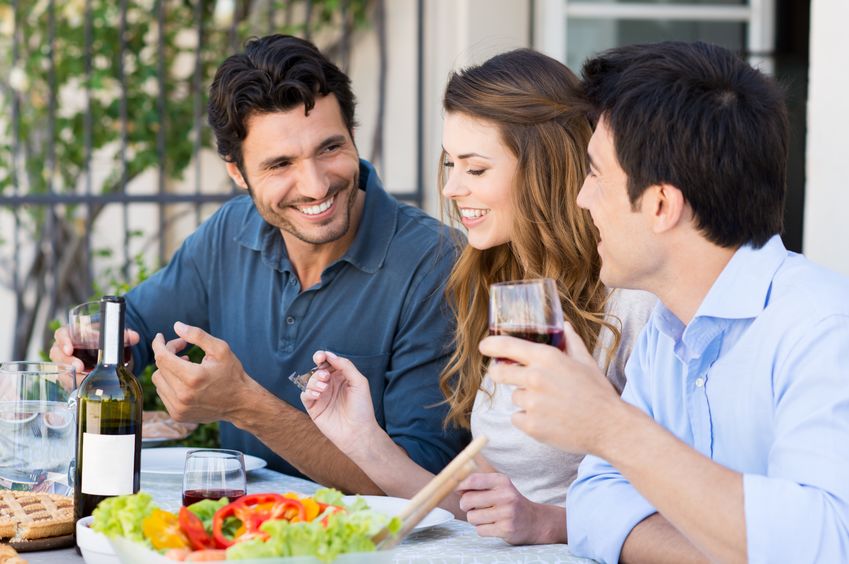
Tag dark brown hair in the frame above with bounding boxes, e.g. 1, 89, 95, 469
208, 34, 357, 167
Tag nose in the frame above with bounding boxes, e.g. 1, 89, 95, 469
576, 175, 592, 210
441, 168, 469, 200
296, 158, 330, 201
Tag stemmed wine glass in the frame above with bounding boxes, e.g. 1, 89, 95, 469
489, 278, 566, 359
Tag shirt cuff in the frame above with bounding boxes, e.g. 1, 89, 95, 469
567, 472, 656, 563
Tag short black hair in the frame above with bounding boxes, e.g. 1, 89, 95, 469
581, 41, 788, 248
208, 34, 357, 167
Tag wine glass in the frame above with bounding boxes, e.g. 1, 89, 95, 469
69, 301, 132, 372
489, 278, 566, 360
182, 449, 247, 506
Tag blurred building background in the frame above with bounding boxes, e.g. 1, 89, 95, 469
0, 0, 846, 360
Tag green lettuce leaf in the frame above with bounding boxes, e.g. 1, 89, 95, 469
90, 492, 157, 545
186, 497, 230, 535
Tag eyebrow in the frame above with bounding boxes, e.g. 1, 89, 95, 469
441, 147, 492, 160
257, 134, 349, 171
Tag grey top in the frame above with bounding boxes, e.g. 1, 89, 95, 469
470, 288, 656, 505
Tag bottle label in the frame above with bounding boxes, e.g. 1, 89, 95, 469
81, 432, 136, 495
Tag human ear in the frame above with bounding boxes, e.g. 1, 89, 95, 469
649, 183, 686, 234
225, 161, 249, 190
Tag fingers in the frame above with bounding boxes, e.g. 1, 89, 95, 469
479, 335, 558, 366
486, 361, 532, 388
302, 371, 329, 400
152, 333, 192, 374
457, 472, 502, 492
314, 351, 368, 387
173, 322, 227, 357
125, 329, 141, 347
165, 337, 189, 355
150, 368, 179, 417
562, 321, 595, 364
474, 453, 497, 473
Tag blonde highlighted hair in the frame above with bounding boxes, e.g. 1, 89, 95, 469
438, 49, 620, 430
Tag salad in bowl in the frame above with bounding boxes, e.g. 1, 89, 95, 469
89, 489, 400, 562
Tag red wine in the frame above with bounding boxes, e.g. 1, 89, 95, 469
490, 326, 565, 350
489, 326, 566, 363
182, 489, 246, 506
73, 345, 132, 371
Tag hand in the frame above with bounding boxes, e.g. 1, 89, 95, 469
49, 325, 140, 385
457, 472, 565, 545
479, 322, 621, 455
150, 321, 250, 424
300, 351, 381, 451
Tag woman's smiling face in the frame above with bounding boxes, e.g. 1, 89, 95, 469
441, 111, 518, 250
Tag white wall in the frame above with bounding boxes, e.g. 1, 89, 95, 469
804, 0, 849, 276
422, 0, 531, 216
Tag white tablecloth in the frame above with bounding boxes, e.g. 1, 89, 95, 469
25, 468, 594, 564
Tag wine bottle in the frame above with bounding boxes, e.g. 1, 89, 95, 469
74, 296, 142, 522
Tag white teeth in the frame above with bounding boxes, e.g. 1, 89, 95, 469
460, 208, 489, 219
299, 195, 334, 215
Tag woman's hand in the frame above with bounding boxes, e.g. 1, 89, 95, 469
457, 472, 567, 545
300, 350, 381, 452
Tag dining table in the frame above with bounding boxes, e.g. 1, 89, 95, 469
21, 465, 595, 564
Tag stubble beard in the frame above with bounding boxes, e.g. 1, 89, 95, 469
247, 169, 360, 246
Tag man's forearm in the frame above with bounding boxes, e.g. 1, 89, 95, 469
229, 381, 383, 494
621, 513, 707, 564
597, 402, 746, 563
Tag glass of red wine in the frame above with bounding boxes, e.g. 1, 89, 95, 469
489, 278, 566, 362
182, 449, 247, 506
69, 301, 132, 372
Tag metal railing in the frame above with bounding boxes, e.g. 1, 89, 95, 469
0, 0, 426, 359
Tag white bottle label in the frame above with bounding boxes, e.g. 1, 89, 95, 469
81, 432, 136, 495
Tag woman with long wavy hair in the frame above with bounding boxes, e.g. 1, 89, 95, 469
301, 49, 654, 545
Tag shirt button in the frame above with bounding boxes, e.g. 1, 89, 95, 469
289, 278, 297, 286
286, 316, 295, 325
695, 377, 705, 388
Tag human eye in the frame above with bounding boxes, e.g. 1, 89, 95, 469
442, 159, 454, 169
467, 168, 485, 176
322, 143, 342, 154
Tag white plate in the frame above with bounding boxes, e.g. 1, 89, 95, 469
343, 495, 454, 531
141, 447, 267, 475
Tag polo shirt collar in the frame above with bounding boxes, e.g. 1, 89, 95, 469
233, 159, 397, 274
338, 160, 398, 274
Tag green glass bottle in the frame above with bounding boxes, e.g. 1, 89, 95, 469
73, 296, 142, 522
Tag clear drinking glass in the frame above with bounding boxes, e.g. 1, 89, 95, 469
0, 361, 77, 493
69, 300, 132, 372
489, 278, 566, 360
182, 449, 246, 506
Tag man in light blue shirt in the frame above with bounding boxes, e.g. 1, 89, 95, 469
480, 41, 849, 563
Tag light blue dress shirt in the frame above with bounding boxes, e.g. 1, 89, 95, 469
567, 235, 849, 563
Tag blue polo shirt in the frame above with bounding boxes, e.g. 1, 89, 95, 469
126, 160, 468, 477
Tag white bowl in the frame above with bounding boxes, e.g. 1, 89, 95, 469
76, 515, 121, 564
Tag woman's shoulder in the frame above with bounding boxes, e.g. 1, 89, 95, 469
605, 288, 657, 332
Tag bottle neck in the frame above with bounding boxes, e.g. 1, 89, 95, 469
100, 300, 125, 366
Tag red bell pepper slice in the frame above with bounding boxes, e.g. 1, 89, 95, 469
212, 493, 307, 548
178, 506, 215, 550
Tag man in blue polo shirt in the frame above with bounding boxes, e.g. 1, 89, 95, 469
481, 42, 849, 562
50, 34, 467, 492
